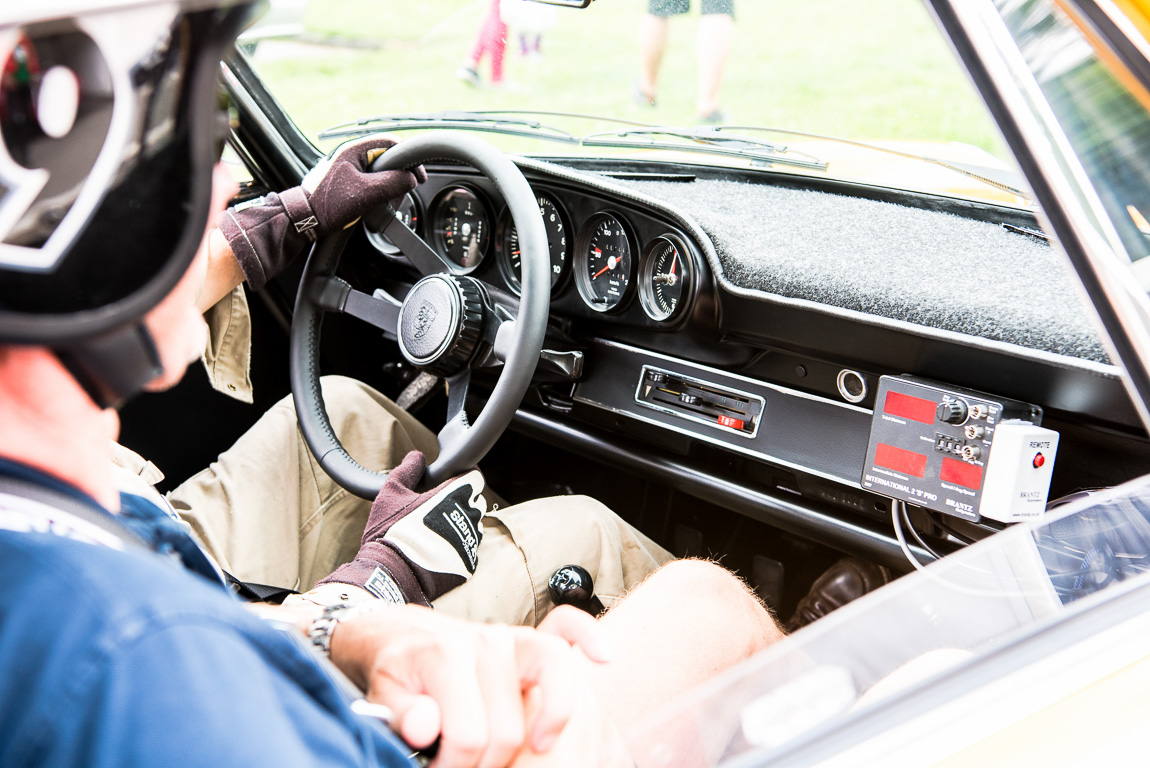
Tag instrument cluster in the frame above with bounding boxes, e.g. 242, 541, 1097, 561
364, 174, 703, 327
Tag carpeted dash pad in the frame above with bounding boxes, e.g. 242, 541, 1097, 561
618, 178, 1109, 364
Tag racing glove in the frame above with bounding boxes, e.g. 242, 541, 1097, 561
218, 135, 426, 290
315, 451, 487, 606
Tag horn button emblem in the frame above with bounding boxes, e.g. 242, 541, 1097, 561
413, 300, 438, 341
397, 275, 484, 377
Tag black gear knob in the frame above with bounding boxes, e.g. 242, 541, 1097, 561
548, 565, 605, 616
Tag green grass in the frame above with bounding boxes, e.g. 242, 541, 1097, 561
249, 0, 1007, 158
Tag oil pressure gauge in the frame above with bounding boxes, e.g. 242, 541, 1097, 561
639, 234, 694, 322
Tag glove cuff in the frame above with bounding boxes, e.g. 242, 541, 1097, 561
315, 542, 434, 607
218, 191, 308, 291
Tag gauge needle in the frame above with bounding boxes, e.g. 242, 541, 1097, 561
671, 252, 678, 276
592, 254, 618, 279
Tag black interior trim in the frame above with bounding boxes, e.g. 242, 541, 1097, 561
511, 406, 934, 571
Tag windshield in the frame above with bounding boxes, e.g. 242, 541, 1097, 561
240, 0, 1026, 204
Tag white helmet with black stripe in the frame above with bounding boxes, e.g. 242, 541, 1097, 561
0, 0, 262, 406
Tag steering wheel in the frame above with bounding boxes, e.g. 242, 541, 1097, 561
290, 133, 550, 498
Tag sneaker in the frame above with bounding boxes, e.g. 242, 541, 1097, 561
632, 81, 656, 107
698, 108, 726, 124
456, 66, 480, 87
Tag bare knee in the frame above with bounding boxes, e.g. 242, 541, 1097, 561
620, 558, 784, 652
641, 558, 751, 603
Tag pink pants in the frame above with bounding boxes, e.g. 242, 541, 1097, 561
468, 0, 507, 83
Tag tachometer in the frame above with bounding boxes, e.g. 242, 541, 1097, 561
430, 186, 490, 272
574, 213, 633, 312
639, 234, 694, 322
497, 193, 569, 294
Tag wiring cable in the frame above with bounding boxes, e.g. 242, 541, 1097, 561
926, 511, 979, 545
901, 503, 945, 561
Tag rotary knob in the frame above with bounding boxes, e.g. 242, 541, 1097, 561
936, 400, 968, 425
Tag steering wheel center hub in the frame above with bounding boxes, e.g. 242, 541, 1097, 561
397, 274, 484, 376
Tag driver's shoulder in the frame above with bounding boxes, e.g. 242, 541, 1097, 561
0, 529, 249, 654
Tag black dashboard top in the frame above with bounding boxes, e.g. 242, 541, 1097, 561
354, 157, 1137, 434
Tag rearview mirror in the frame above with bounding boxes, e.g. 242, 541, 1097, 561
524, 0, 593, 7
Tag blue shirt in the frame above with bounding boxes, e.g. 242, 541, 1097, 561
0, 460, 414, 768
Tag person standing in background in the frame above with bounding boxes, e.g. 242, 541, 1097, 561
458, 0, 509, 87
636, 0, 735, 123
504, 0, 557, 59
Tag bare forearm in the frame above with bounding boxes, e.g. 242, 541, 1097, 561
198, 228, 246, 313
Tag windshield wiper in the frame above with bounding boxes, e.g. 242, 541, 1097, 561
319, 110, 582, 145
320, 111, 828, 171
581, 126, 828, 172
319, 113, 1026, 200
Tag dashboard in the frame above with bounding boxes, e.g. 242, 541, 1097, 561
361, 168, 711, 334
335, 157, 1150, 571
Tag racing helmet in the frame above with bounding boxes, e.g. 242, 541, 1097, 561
0, 0, 261, 407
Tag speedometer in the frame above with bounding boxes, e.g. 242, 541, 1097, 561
574, 213, 634, 313
430, 186, 490, 272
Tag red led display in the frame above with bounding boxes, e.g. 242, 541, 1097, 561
940, 457, 984, 490
883, 391, 937, 424
874, 443, 927, 478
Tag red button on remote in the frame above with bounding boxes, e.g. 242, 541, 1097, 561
717, 415, 745, 430
1033, 453, 1045, 468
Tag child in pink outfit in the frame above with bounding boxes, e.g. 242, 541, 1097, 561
458, 0, 507, 86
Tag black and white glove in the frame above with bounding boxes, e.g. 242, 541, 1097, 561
314, 451, 487, 606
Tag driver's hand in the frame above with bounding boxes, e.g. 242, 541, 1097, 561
329, 604, 615, 768
217, 134, 426, 290
315, 451, 488, 606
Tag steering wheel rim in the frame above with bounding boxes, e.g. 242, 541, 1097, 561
290, 132, 550, 497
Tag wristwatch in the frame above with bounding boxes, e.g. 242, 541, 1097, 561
306, 601, 365, 656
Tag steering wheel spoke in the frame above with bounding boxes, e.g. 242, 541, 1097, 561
466, 303, 515, 368
310, 275, 401, 336
439, 370, 473, 447
379, 202, 464, 277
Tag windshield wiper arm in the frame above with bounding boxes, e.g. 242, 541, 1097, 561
319, 111, 580, 144
319, 113, 827, 170
581, 126, 829, 171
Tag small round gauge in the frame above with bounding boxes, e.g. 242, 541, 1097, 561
364, 192, 422, 258
497, 193, 569, 295
574, 213, 634, 312
639, 234, 694, 322
430, 186, 491, 272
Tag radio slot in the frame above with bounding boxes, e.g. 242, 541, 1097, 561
635, 366, 764, 437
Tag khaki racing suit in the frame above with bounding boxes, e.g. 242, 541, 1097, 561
114, 287, 671, 625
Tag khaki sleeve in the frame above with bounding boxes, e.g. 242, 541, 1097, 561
201, 284, 254, 403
